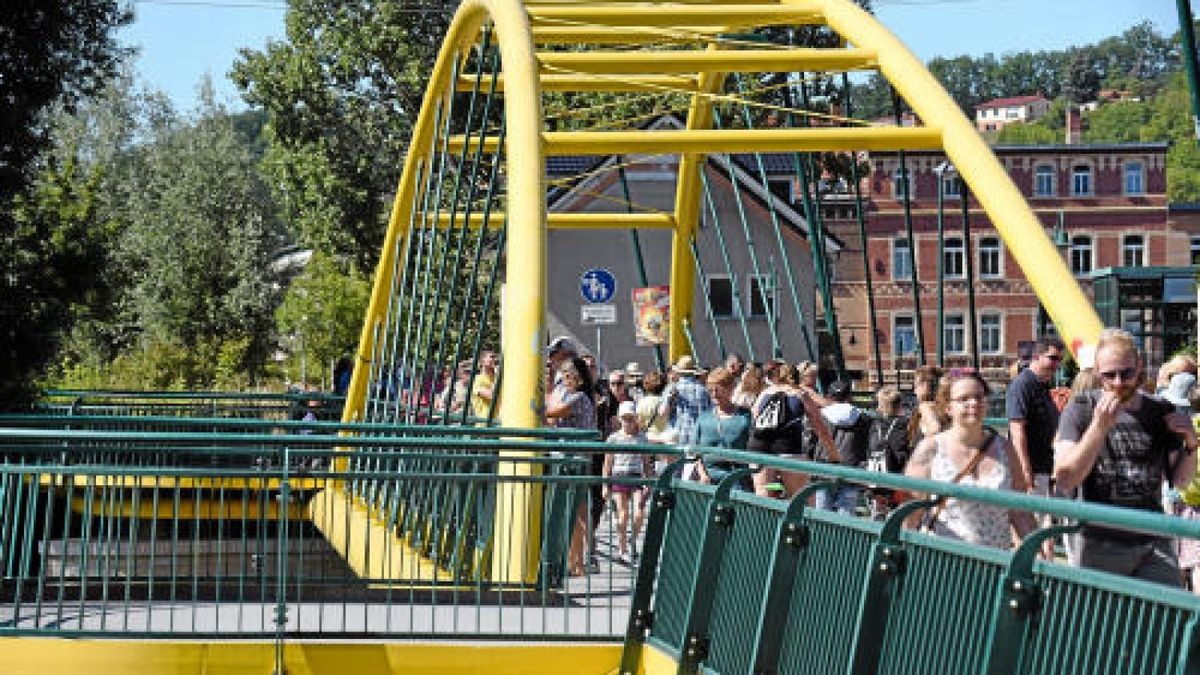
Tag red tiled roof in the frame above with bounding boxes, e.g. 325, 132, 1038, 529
975, 95, 1049, 110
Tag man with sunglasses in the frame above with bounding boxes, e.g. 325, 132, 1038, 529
1008, 336, 1066, 500
1055, 328, 1198, 586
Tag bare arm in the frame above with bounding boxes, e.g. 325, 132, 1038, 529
1054, 392, 1122, 493
1166, 412, 1199, 489
903, 436, 938, 527
800, 392, 839, 463
1002, 437, 1038, 539
1007, 419, 1035, 489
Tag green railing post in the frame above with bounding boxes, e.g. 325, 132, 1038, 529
679, 468, 754, 673
620, 458, 691, 675
983, 523, 1080, 675
848, 497, 940, 675
751, 480, 840, 675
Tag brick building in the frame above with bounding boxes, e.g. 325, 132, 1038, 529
821, 142, 1187, 387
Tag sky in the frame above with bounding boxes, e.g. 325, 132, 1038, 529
120, 0, 1186, 112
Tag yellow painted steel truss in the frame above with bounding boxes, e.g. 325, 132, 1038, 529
341, 0, 1104, 582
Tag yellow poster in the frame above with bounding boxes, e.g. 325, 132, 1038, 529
632, 286, 670, 345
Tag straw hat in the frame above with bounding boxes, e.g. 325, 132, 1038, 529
671, 355, 700, 375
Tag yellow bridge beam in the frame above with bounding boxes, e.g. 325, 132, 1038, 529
433, 212, 676, 229
457, 73, 699, 92
536, 48, 877, 74
526, 5, 823, 29
447, 126, 944, 155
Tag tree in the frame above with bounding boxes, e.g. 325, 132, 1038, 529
1063, 50, 1101, 105
275, 253, 371, 385
0, 0, 131, 408
233, 1, 456, 270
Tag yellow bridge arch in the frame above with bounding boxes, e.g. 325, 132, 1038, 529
345, 0, 1102, 434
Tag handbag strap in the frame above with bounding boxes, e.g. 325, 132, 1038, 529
925, 429, 996, 527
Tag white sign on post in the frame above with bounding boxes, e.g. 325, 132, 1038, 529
581, 304, 617, 325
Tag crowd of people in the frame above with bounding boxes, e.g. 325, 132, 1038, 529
541, 330, 1200, 589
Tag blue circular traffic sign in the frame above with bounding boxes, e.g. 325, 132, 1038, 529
580, 268, 617, 304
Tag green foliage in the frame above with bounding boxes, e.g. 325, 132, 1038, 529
997, 122, 1060, 145
53, 335, 259, 391
0, 0, 132, 409
233, 0, 454, 270
275, 253, 371, 385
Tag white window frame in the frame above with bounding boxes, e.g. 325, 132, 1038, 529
1034, 164, 1056, 197
892, 237, 912, 281
1122, 234, 1146, 267
1072, 164, 1093, 197
1070, 235, 1094, 276
1124, 161, 1145, 196
894, 314, 917, 356
943, 313, 966, 355
979, 313, 1003, 354
942, 174, 961, 199
978, 236, 1002, 278
706, 274, 735, 319
943, 236, 966, 279
746, 273, 776, 319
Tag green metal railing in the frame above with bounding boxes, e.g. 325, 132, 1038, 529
4, 413, 1200, 675
621, 449, 1200, 675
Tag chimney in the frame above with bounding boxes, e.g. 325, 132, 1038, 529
1065, 105, 1083, 145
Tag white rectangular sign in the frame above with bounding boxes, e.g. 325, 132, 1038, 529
581, 304, 617, 325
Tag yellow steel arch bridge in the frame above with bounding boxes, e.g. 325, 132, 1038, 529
4, 1, 1145, 674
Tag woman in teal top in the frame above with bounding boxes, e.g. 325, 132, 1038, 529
692, 366, 752, 487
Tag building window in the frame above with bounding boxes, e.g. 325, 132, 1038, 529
1034, 165, 1056, 197
1123, 234, 1145, 267
747, 274, 776, 318
893, 237, 912, 281
706, 275, 734, 318
767, 179, 793, 203
1072, 164, 1092, 196
943, 314, 965, 354
1124, 161, 1144, 196
979, 313, 1002, 354
894, 315, 916, 356
1191, 236, 1200, 265
943, 236, 965, 278
893, 167, 914, 199
978, 236, 1002, 278
1070, 235, 1093, 275
942, 174, 961, 199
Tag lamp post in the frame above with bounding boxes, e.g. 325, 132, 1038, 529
933, 161, 953, 367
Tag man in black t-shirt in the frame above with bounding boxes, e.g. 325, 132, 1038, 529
1055, 329, 1197, 586
1007, 336, 1064, 557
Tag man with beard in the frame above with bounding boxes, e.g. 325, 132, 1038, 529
1055, 328, 1198, 586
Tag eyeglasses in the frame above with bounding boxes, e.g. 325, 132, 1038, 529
1098, 367, 1137, 382
1043, 352, 1063, 363
609, 380, 625, 386
950, 394, 987, 404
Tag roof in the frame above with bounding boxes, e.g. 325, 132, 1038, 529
975, 95, 1049, 110
893, 142, 1169, 157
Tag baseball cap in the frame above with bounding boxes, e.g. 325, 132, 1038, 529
544, 336, 577, 355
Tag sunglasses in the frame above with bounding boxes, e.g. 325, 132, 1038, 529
1043, 352, 1063, 363
1098, 367, 1137, 382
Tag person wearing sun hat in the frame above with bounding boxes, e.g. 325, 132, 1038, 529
658, 355, 711, 447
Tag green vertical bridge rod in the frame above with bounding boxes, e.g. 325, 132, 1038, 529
712, 107, 784, 358
700, 171, 757, 363
732, 73, 819, 363
960, 178, 980, 371
842, 73, 883, 388
893, 88, 926, 367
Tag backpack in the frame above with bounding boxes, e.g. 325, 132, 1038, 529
751, 391, 801, 444
868, 414, 909, 473
830, 409, 872, 467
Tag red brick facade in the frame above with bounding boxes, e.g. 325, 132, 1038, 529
824, 143, 1185, 387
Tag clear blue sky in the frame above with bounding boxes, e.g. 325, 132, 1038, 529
121, 0, 1185, 112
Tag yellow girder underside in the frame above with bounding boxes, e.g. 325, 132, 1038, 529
338, 0, 1104, 587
